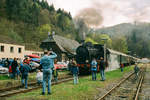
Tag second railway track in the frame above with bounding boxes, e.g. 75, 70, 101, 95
97, 66, 146, 100
0, 76, 73, 98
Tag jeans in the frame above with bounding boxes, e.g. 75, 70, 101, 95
100, 69, 105, 81
92, 71, 97, 80
21, 74, 28, 88
73, 74, 78, 84
42, 69, 52, 93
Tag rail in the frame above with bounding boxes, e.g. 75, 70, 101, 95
97, 67, 146, 100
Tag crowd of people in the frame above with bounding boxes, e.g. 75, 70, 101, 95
2, 50, 107, 95
0, 50, 140, 95
7, 57, 31, 88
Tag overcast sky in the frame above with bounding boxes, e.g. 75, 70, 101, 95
47, 0, 150, 27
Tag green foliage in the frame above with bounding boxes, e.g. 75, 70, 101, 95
96, 34, 112, 47
85, 37, 98, 44
38, 24, 51, 40
0, 0, 77, 50
127, 25, 150, 57
38, 9, 50, 25
112, 36, 128, 53
7, 30, 24, 43
87, 33, 112, 48
96, 23, 150, 57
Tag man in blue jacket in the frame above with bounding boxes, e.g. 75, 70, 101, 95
40, 50, 57, 95
91, 58, 97, 81
21, 62, 31, 89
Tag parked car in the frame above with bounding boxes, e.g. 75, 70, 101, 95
56, 62, 68, 70
29, 61, 40, 72
0, 65, 8, 74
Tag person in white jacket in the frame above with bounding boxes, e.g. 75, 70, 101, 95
36, 70, 43, 85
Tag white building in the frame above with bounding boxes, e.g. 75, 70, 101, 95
0, 43, 43, 59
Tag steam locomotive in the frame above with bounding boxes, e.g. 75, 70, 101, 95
75, 42, 138, 74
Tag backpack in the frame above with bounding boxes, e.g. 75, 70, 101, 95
93, 65, 96, 68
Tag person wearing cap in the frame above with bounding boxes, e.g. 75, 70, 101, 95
99, 57, 105, 81
40, 50, 57, 95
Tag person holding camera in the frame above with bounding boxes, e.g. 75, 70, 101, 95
40, 50, 57, 95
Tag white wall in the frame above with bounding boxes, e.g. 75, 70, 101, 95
0, 43, 25, 59
106, 54, 120, 71
0, 43, 43, 59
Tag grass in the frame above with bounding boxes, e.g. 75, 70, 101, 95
0, 74, 9, 80
5, 66, 134, 100
0, 70, 70, 89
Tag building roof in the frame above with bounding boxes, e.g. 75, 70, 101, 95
41, 35, 80, 55
108, 49, 128, 57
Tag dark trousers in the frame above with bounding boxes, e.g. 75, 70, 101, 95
92, 71, 97, 80
21, 74, 28, 88
12, 71, 16, 79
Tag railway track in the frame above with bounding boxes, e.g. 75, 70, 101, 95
96, 67, 146, 100
138, 67, 150, 100
0, 75, 71, 93
0, 76, 73, 98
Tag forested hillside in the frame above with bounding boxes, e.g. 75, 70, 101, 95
94, 22, 150, 58
0, 0, 78, 50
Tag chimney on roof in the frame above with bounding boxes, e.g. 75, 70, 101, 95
48, 32, 50, 37
48, 31, 55, 39
52, 31, 55, 36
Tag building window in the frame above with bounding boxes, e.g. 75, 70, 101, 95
18, 48, 22, 53
0, 46, 4, 52
10, 46, 14, 53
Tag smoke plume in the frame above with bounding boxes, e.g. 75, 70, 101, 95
75, 8, 103, 28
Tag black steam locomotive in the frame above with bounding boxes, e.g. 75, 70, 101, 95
75, 42, 137, 74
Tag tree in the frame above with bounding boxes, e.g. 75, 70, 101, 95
112, 36, 128, 53
38, 9, 50, 25
30, 2, 40, 25
37, 24, 51, 41
0, 0, 6, 17
85, 37, 98, 44
95, 34, 112, 48
48, 4, 55, 12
